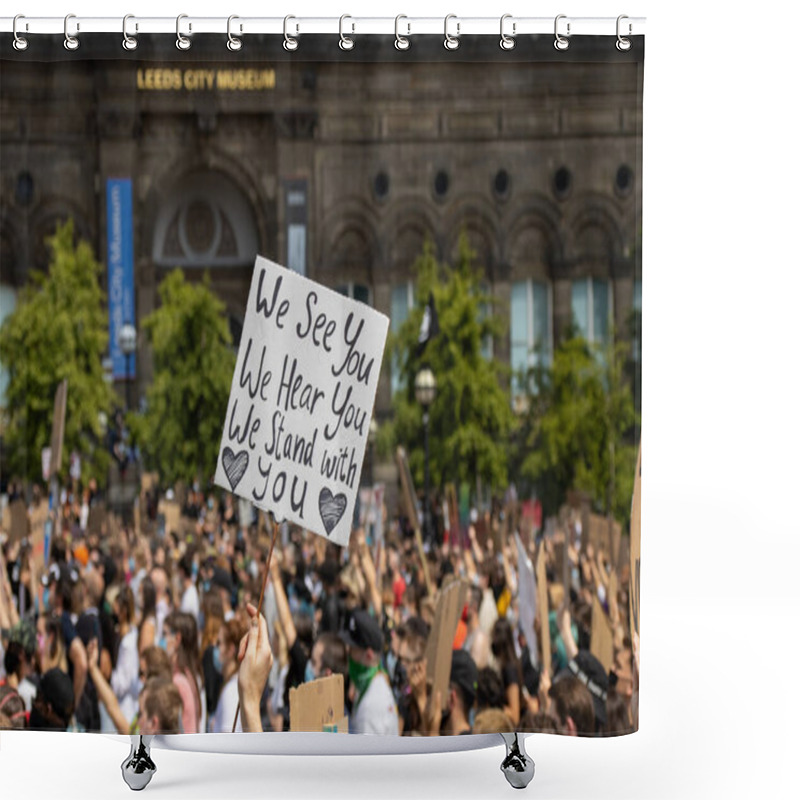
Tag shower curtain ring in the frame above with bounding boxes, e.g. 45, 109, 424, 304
227, 15, 242, 51
339, 15, 355, 50
122, 15, 138, 51
64, 14, 80, 51
616, 15, 632, 51
500, 14, 516, 50
13, 15, 28, 51
395, 15, 410, 51
176, 14, 192, 50
554, 14, 570, 51
283, 15, 299, 51
444, 14, 460, 51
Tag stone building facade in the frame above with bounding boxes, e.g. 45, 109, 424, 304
1, 36, 642, 442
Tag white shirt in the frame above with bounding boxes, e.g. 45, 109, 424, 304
110, 628, 139, 726
212, 676, 242, 733
350, 671, 398, 736
180, 583, 200, 621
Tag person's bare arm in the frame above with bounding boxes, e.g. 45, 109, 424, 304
87, 639, 130, 734
357, 531, 382, 617
138, 617, 155, 655
270, 552, 297, 649
237, 602, 273, 733
504, 681, 521, 727
69, 636, 88, 708
556, 604, 579, 661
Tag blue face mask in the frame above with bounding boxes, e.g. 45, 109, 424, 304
202, 580, 211, 594
192, 562, 199, 579
129, 557, 135, 572
386, 651, 398, 681
304, 661, 317, 684
212, 646, 222, 674
158, 635, 167, 651
43, 588, 50, 609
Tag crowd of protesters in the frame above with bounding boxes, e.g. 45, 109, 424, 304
0, 478, 638, 738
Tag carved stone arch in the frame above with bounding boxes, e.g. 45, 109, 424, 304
319, 198, 381, 288
505, 195, 564, 282
141, 145, 270, 263
381, 198, 439, 281
444, 194, 501, 280
565, 195, 626, 278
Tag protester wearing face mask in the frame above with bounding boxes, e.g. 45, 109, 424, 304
340, 609, 398, 736
441, 650, 478, 735
210, 616, 247, 732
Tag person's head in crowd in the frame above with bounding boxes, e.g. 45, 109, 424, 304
466, 585, 483, 625
548, 675, 595, 736
7, 618, 37, 671
114, 586, 136, 631
306, 633, 347, 683
55, 567, 80, 615
490, 617, 518, 668
519, 709, 559, 734
150, 565, 169, 603
294, 611, 315, 656
476, 667, 506, 712
133, 543, 149, 576
338, 564, 362, 611
177, 553, 195, 587
472, 707, 514, 734
152, 543, 166, 569
315, 559, 339, 594
572, 601, 592, 651
201, 590, 224, 652
30, 668, 74, 731
138, 677, 183, 735
604, 689, 632, 735
0, 686, 26, 729
4, 641, 32, 687
566, 652, 608, 733
139, 576, 157, 623
396, 621, 428, 697
341, 609, 384, 678
139, 645, 172, 684
83, 568, 104, 611
210, 566, 235, 617
40, 612, 67, 674
216, 616, 248, 681
612, 644, 634, 700
444, 650, 478, 735
163, 611, 200, 679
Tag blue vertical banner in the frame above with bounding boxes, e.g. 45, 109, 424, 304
106, 178, 136, 379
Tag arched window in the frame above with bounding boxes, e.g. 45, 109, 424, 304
152, 171, 258, 268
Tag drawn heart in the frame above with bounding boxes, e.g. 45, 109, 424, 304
318, 488, 348, 536
222, 447, 249, 491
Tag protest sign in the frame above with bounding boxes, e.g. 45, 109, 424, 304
8, 499, 29, 543
157, 500, 181, 536
29, 501, 49, 577
87, 503, 107, 536
629, 442, 642, 655
425, 577, 469, 704
50, 379, 68, 476
515, 533, 538, 667
289, 673, 347, 733
590, 594, 614, 674
214, 256, 388, 548
535, 542, 551, 675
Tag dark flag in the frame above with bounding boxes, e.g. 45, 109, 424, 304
416, 293, 440, 356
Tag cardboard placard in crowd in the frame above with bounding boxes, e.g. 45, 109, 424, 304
214, 256, 388, 548
425, 576, 469, 704
49, 379, 68, 476
141, 472, 158, 496
590, 594, 614, 673
6, 499, 29, 543
87, 503, 107, 536
629, 443, 642, 654
289, 673, 347, 733
395, 447, 433, 597
535, 542, 551, 675
29, 501, 49, 579
157, 499, 181, 536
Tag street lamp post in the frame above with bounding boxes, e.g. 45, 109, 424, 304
118, 322, 137, 412
414, 367, 437, 547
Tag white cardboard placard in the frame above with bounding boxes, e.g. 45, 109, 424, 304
214, 256, 389, 547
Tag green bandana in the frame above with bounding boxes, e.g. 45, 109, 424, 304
348, 657, 380, 705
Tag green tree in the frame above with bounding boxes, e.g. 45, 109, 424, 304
0, 220, 114, 484
517, 332, 639, 525
131, 270, 235, 486
386, 235, 515, 494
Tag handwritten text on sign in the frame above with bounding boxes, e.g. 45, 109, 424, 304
214, 257, 389, 547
